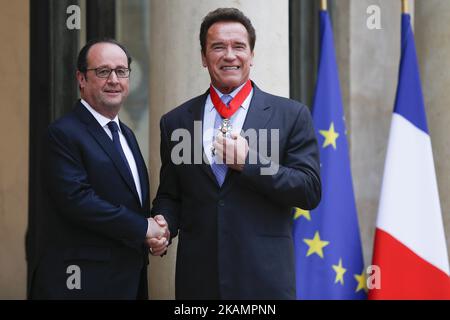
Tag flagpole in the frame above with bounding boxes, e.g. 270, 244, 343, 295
320, 0, 327, 11
401, 0, 408, 13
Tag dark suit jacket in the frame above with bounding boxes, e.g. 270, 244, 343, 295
152, 83, 321, 299
29, 101, 150, 299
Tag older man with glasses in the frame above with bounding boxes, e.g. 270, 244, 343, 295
29, 39, 169, 299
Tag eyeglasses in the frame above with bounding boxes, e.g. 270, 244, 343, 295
85, 67, 131, 78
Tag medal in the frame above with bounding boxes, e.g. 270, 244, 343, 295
212, 118, 232, 156
219, 118, 232, 137
209, 80, 251, 157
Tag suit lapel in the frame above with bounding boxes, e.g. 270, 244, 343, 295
187, 92, 218, 185
120, 123, 149, 207
241, 84, 272, 133
74, 102, 141, 203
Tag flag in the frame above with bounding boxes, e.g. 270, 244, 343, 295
293, 10, 366, 299
369, 13, 450, 300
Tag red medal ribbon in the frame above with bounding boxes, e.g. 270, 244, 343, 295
210, 80, 253, 119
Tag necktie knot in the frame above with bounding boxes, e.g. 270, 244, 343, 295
221, 94, 233, 107
107, 121, 119, 133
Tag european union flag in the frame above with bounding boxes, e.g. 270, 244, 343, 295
293, 10, 366, 299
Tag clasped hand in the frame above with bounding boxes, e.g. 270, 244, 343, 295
146, 215, 170, 256
213, 132, 249, 172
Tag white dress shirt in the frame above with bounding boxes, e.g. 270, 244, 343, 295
202, 82, 254, 165
81, 99, 143, 205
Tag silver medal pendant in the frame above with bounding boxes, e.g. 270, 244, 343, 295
219, 118, 232, 137
212, 118, 232, 156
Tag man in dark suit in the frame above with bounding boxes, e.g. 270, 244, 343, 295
152, 8, 321, 299
29, 39, 169, 299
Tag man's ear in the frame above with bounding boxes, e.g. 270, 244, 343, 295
201, 51, 207, 68
76, 70, 86, 89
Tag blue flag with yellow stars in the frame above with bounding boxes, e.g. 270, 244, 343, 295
292, 10, 367, 299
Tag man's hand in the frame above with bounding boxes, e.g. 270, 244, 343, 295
213, 132, 249, 172
146, 215, 170, 256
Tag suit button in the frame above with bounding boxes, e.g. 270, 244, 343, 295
218, 200, 225, 207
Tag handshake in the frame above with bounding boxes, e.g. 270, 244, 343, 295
146, 215, 170, 256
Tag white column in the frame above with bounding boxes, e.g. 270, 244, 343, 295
148, 0, 289, 299
415, 0, 450, 260
333, 0, 402, 267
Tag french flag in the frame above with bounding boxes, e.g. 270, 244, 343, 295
369, 13, 450, 299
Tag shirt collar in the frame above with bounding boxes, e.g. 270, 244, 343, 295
80, 99, 121, 132
208, 81, 250, 112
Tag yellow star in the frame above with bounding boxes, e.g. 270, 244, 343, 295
293, 207, 311, 221
354, 269, 368, 293
319, 122, 339, 149
303, 231, 330, 258
332, 259, 347, 285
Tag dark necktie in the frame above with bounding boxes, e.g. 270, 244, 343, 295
107, 121, 133, 177
211, 94, 232, 186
